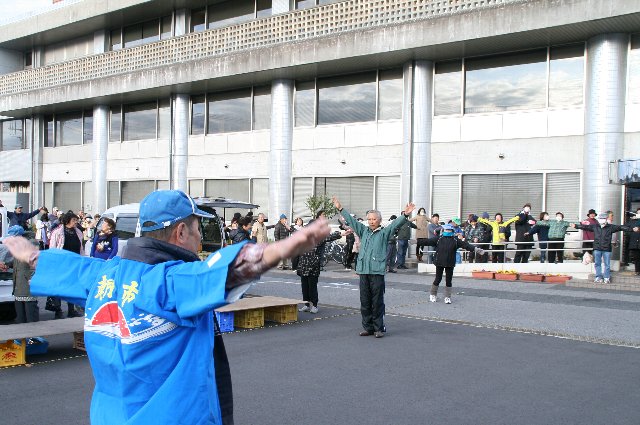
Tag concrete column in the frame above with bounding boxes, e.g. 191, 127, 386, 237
269, 79, 294, 221
401, 62, 414, 206
272, 0, 291, 15
583, 34, 628, 223
172, 94, 189, 192
92, 105, 109, 214
175, 9, 188, 36
31, 115, 45, 209
411, 60, 433, 212
93, 30, 108, 54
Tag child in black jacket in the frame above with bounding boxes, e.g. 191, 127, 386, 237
422, 224, 484, 304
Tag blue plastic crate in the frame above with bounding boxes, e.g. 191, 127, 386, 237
14, 337, 49, 355
215, 311, 234, 333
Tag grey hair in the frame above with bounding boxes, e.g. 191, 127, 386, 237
366, 210, 382, 220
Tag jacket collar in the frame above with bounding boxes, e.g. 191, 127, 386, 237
122, 237, 200, 265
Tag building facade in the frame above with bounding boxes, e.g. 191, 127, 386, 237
0, 0, 639, 225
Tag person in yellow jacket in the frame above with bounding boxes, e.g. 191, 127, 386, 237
478, 213, 519, 263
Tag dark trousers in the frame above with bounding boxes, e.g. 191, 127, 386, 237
386, 242, 397, 271
631, 249, 640, 273
15, 300, 39, 323
300, 275, 319, 307
539, 242, 548, 263
491, 245, 506, 263
582, 242, 593, 253
359, 274, 385, 332
396, 239, 409, 267
469, 245, 488, 263
432, 266, 454, 298
344, 239, 355, 268
513, 244, 532, 263
548, 238, 565, 263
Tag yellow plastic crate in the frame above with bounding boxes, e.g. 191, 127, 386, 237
73, 331, 86, 352
234, 308, 264, 329
264, 305, 298, 324
0, 339, 26, 367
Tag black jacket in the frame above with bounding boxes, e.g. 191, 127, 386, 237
626, 220, 640, 250
574, 223, 630, 252
296, 231, 342, 277
515, 213, 536, 243
422, 235, 476, 268
274, 222, 290, 241
122, 237, 234, 424
229, 228, 251, 244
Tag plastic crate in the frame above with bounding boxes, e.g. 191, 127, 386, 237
215, 311, 234, 333
0, 340, 26, 367
14, 337, 49, 355
264, 305, 298, 324
234, 308, 264, 329
73, 331, 86, 352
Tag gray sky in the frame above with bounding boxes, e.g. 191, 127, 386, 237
0, 0, 69, 22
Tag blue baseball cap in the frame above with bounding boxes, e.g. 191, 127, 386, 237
139, 190, 214, 232
7, 225, 25, 236
442, 224, 455, 232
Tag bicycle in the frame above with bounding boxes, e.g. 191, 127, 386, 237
321, 240, 346, 266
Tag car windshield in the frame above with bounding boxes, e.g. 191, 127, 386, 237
115, 216, 138, 240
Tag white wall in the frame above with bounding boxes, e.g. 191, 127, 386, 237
43, 144, 92, 181
0, 48, 23, 75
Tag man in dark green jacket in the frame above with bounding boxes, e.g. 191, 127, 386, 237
333, 196, 415, 338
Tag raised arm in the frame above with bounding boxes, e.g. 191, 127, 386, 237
502, 215, 520, 227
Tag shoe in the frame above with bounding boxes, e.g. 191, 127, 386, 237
387, 269, 396, 273
429, 295, 437, 302
54, 311, 64, 320
374, 331, 385, 338
594, 277, 603, 283
277, 266, 283, 270
397, 265, 407, 269
444, 297, 452, 304
604, 278, 611, 284
299, 305, 310, 312
344, 267, 351, 271
310, 306, 318, 314
359, 330, 373, 336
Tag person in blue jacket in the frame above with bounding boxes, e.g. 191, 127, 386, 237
89, 217, 119, 260
3, 190, 329, 425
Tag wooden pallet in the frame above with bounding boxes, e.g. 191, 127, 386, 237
216, 296, 301, 329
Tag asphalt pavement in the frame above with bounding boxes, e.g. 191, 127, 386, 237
1, 265, 639, 424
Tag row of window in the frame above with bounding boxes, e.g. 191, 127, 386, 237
0, 119, 31, 151
44, 111, 93, 147
111, 16, 173, 51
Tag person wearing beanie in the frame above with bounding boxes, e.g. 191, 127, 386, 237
274, 213, 292, 269
572, 214, 636, 283
514, 203, 537, 263
422, 224, 484, 304
464, 215, 487, 263
581, 209, 598, 254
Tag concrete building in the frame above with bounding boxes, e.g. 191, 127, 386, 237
0, 0, 639, 229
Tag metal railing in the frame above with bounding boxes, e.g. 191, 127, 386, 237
0, 0, 523, 96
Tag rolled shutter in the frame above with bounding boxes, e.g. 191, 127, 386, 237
432, 175, 460, 221
462, 174, 543, 218
376, 176, 401, 221
293, 177, 313, 222
546, 173, 580, 221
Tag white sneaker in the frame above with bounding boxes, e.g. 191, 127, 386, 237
444, 297, 452, 304
299, 305, 310, 312
604, 278, 611, 284
429, 295, 437, 302
310, 306, 318, 314
594, 277, 603, 283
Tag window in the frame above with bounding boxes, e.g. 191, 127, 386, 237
253, 87, 271, 130
121, 181, 156, 204
315, 177, 374, 218
1, 119, 24, 151
24, 118, 32, 147
110, 106, 122, 142
208, 89, 252, 134
549, 44, 584, 107
191, 8, 206, 32
161, 16, 173, 40
56, 112, 83, 146
434, 61, 462, 116
191, 95, 206, 135
208, 0, 255, 29
378, 69, 403, 120
123, 102, 157, 141
83, 110, 93, 144
24, 52, 32, 69
158, 99, 171, 140
43, 34, 92, 65
296, 0, 341, 9
465, 50, 547, 114
317, 72, 377, 125
111, 29, 122, 50
628, 35, 640, 104
295, 81, 315, 127
256, 0, 272, 18
461, 174, 543, 219
54, 182, 82, 212
45, 116, 54, 147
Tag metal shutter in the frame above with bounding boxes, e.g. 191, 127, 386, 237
54, 182, 82, 212
376, 176, 401, 221
432, 175, 460, 221
205, 179, 251, 220
251, 178, 270, 216
316, 177, 374, 219
121, 180, 155, 205
292, 177, 313, 222
546, 172, 580, 221
462, 174, 543, 218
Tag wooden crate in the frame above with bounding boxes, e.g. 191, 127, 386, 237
264, 304, 298, 324
73, 331, 86, 352
0, 339, 26, 367
234, 308, 264, 329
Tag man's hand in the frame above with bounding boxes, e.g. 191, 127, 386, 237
457, 233, 464, 240
528, 220, 536, 225
403, 202, 416, 216
634, 227, 639, 232
2, 236, 39, 266
262, 218, 331, 267
332, 196, 342, 211
570, 223, 576, 228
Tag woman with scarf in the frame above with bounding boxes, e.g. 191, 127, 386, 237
90, 217, 119, 260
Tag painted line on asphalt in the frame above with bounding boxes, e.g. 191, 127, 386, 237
0, 353, 88, 370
